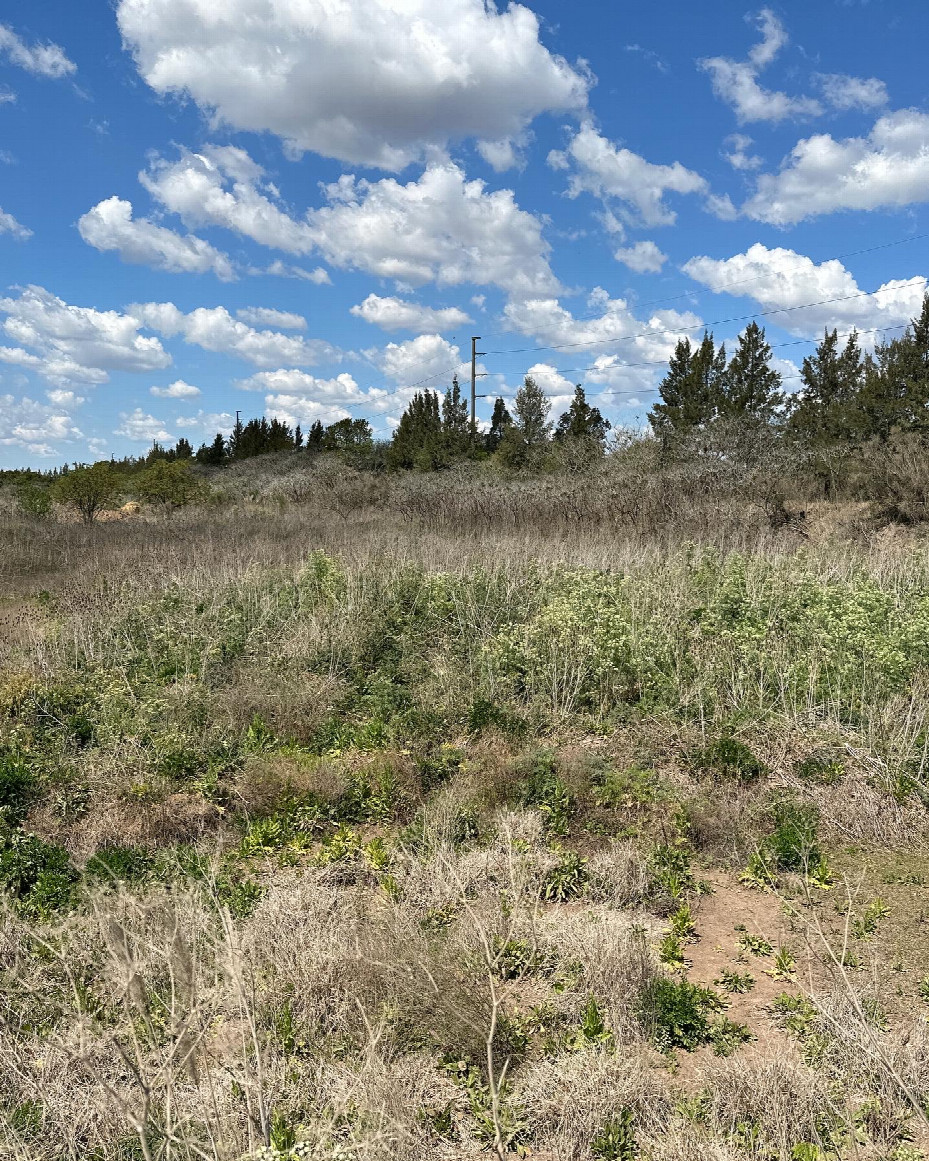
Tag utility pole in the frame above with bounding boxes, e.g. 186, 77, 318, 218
470, 335, 486, 434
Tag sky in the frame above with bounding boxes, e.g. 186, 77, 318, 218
1, 0, 928, 467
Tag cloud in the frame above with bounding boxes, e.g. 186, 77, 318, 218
143, 149, 554, 297
350, 294, 471, 333
307, 163, 559, 297
613, 240, 667, 274
127, 301, 338, 368
375, 334, 468, 387
115, 408, 175, 443
477, 136, 529, 173
548, 123, 707, 227
0, 23, 76, 79
116, 0, 588, 169
150, 379, 200, 399
816, 73, 888, 111
236, 307, 306, 331
141, 147, 317, 253
0, 206, 31, 239
236, 369, 398, 425
501, 290, 705, 398
743, 109, 929, 224
78, 196, 235, 279
683, 242, 927, 335
0, 285, 171, 385
0, 393, 82, 455
264, 261, 331, 284
174, 409, 234, 435
699, 8, 822, 124
46, 389, 85, 407
723, 133, 762, 171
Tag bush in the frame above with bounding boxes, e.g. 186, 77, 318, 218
692, 735, 767, 783
638, 976, 725, 1051
0, 830, 78, 917
0, 751, 38, 826
51, 462, 122, 523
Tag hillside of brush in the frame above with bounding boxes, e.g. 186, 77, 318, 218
2, 454, 929, 1161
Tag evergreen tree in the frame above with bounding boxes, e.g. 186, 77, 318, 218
721, 322, 783, 422
853, 295, 929, 438
306, 420, 325, 451
498, 376, 552, 468
174, 437, 193, 459
196, 432, 226, 466
485, 397, 512, 453
442, 376, 470, 456
648, 332, 726, 438
788, 329, 863, 444
323, 417, 373, 452
294, 425, 304, 449
389, 390, 445, 469
554, 384, 611, 450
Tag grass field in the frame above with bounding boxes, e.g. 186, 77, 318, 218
2, 462, 929, 1161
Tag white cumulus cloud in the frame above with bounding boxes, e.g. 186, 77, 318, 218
743, 109, 929, 224
0, 285, 171, 385
0, 206, 31, 239
374, 334, 469, 387
613, 241, 667, 274
548, 123, 707, 227
0, 393, 82, 455
116, 0, 589, 169
128, 302, 338, 368
0, 23, 76, 79
116, 408, 175, 443
699, 8, 821, 124
142, 149, 555, 298
78, 196, 235, 279
683, 242, 928, 335
150, 379, 201, 399
350, 295, 471, 333
815, 73, 888, 112
236, 307, 306, 331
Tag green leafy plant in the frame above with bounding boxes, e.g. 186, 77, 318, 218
852, 898, 890, 939
0, 830, 78, 918
692, 734, 767, 783
520, 751, 574, 835
638, 977, 724, 1052
592, 1108, 638, 1160
767, 946, 797, 979
738, 932, 773, 958
542, 850, 588, 901
715, 969, 755, 993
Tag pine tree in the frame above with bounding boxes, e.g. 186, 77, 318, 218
442, 376, 470, 457
196, 432, 227, 466
498, 376, 552, 468
389, 390, 445, 469
306, 420, 325, 451
648, 332, 725, 438
721, 322, 783, 422
555, 384, 610, 448
174, 437, 193, 459
485, 397, 512, 452
789, 329, 863, 444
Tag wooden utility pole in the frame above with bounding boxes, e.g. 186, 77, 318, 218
470, 335, 485, 432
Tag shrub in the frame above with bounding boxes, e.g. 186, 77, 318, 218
520, 750, 574, 834
692, 734, 767, 783
592, 1108, 638, 1160
0, 830, 78, 917
638, 976, 725, 1052
51, 462, 122, 523
0, 751, 38, 826
542, 850, 589, 901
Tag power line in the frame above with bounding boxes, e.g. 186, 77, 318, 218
474, 228, 929, 340
482, 278, 929, 358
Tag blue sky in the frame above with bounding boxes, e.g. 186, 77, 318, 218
1, 0, 928, 466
